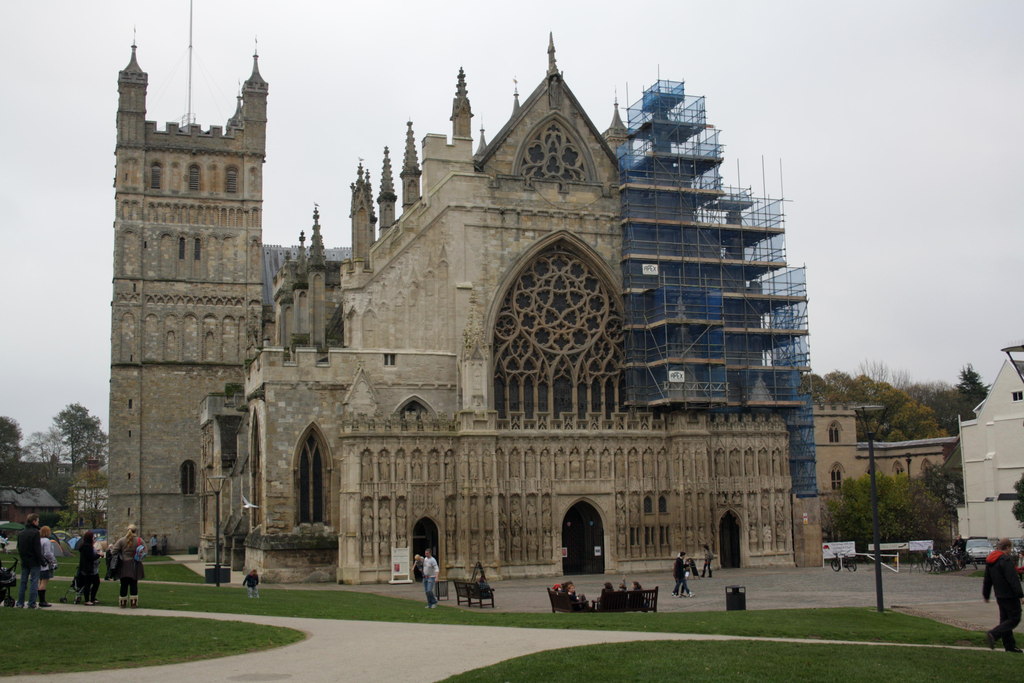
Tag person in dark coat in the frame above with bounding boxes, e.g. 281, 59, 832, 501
15, 513, 45, 608
982, 537, 1024, 652
76, 531, 102, 605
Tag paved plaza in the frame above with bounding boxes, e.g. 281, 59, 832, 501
11, 562, 1013, 682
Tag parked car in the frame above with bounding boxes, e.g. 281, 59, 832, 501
965, 537, 994, 562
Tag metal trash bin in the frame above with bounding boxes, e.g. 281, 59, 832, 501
725, 585, 746, 611
434, 579, 449, 601
204, 566, 230, 584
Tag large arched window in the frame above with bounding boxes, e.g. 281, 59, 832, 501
493, 243, 623, 419
179, 460, 196, 495
297, 431, 325, 524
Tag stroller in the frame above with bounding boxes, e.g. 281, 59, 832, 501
59, 570, 88, 604
0, 557, 16, 607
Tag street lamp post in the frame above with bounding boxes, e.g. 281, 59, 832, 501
855, 405, 885, 613
207, 475, 228, 587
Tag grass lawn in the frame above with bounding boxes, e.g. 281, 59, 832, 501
109, 582, 986, 647
54, 561, 204, 583
0, 610, 303, 676
442, 640, 1024, 682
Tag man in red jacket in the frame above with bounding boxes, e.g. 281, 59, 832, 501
983, 537, 1024, 652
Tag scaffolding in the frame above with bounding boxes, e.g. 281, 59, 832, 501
619, 79, 816, 496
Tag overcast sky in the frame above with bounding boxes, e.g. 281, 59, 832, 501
1, 1, 1021, 438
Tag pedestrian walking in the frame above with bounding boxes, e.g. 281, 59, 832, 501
702, 544, 715, 578
243, 569, 261, 598
983, 537, 1024, 653
672, 551, 693, 597
421, 548, 439, 608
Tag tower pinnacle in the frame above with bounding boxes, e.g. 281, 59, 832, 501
450, 67, 473, 139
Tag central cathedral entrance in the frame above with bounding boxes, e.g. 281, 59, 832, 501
561, 501, 604, 575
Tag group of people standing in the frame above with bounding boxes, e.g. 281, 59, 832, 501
13, 516, 147, 610
672, 544, 715, 598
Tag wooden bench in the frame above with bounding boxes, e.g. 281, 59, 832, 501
547, 587, 593, 613
452, 580, 495, 608
593, 587, 659, 613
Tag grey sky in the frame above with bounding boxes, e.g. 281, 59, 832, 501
1, 0, 1020, 437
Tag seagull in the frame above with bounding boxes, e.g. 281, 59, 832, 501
242, 493, 260, 509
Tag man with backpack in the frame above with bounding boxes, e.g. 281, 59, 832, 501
983, 537, 1024, 653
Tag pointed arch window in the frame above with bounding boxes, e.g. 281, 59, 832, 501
298, 432, 325, 524
150, 163, 162, 190
178, 237, 186, 260
658, 495, 668, 513
188, 164, 201, 191
827, 422, 841, 443
179, 460, 196, 495
830, 464, 843, 491
492, 243, 623, 419
643, 496, 653, 514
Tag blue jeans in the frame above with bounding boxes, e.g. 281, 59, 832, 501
673, 576, 690, 595
423, 576, 437, 606
17, 563, 40, 607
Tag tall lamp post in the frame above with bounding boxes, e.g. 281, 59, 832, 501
854, 404, 885, 613
207, 475, 228, 587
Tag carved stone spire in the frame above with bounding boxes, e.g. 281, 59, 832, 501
450, 67, 473, 139
351, 163, 377, 263
603, 97, 628, 151
547, 33, 558, 77
377, 147, 397, 230
400, 121, 421, 208
512, 78, 521, 116
475, 125, 488, 156
309, 206, 325, 270
226, 93, 244, 130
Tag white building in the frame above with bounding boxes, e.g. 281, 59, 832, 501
958, 359, 1024, 539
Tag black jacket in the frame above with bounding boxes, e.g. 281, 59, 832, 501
982, 550, 1023, 601
17, 523, 46, 568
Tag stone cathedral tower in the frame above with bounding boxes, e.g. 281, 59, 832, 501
107, 45, 267, 548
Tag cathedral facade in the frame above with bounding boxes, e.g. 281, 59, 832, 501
110, 39, 821, 583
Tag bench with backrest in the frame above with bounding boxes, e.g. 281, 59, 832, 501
546, 587, 592, 612
593, 586, 659, 612
452, 580, 495, 608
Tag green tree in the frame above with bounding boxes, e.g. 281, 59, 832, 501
0, 416, 24, 484
956, 364, 989, 406
54, 403, 107, 471
1012, 474, 1024, 530
827, 472, 949, 548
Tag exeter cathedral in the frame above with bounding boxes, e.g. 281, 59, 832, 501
109, 37, 822, 583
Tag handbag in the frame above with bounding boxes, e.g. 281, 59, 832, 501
109, 553, 121, 576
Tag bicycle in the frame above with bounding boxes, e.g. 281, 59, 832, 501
830, 553, 857, 572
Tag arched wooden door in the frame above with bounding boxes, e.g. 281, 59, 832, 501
719, 511, 741, 568
561, 501, 605, 575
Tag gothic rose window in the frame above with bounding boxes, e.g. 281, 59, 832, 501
521, 123, 586, 182
493, 244, 623, 419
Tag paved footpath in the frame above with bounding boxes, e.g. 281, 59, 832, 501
14, 564, 1015, 682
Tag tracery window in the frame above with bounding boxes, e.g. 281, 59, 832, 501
297, 432, 325, 524
493, 244, 623, 419
830, 464, 843, 491
827, 422, 841, 443
520, 123, 586, 182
